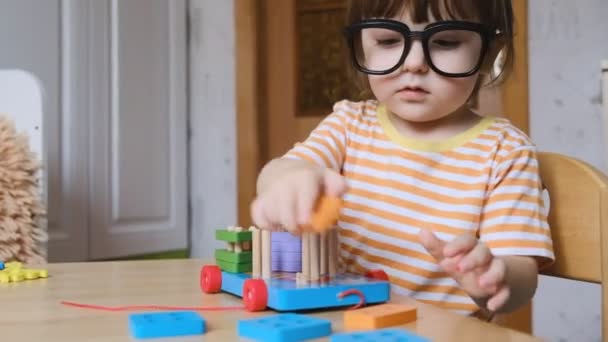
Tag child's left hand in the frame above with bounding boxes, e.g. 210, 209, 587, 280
419, 229, 509, 312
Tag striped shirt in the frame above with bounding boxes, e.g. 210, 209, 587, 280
283, 99, 555, 315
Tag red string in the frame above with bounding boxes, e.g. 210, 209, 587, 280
60, 300, 245, 312
336, 288, 366, 310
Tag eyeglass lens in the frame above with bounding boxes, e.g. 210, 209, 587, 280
354, 27, 483, 75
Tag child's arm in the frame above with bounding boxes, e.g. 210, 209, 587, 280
252, 158, 346, 231
256, 158, 322, 194
420, 144, 554, 313
419, 231, 538, 313
252, 102, 351, 231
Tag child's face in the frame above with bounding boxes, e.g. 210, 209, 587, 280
367, 12, 481, 123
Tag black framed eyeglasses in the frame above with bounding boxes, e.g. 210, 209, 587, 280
343, 19, 494, 78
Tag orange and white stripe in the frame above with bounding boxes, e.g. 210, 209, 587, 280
283, 99, 554, 315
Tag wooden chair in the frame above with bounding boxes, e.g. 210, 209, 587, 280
493, 152, 608, 339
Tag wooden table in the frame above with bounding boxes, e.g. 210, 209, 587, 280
0, 259, 541, 341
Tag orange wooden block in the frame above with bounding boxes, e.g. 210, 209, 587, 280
304, 195, 342, 233
343, 303, 417, 330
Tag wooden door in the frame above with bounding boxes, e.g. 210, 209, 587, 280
88, 0, 188, 259
236, 0, 531, 332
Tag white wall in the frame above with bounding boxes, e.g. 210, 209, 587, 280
529, 1, 608, 341
188, 0, 238, 258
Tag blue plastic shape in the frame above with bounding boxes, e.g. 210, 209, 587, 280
221, 271, 390, 311
330, 328, 430, 342
238, 313, 331, 342
128, 311, 205, 339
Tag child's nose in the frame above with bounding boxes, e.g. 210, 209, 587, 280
401, 40, 429, 74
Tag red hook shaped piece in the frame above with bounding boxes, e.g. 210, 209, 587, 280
337, 288, 366, 310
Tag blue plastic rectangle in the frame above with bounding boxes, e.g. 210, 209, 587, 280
221, 271, 390, 311
238, 313, 331, 342
128, 311, 205, 339
330, 328, 429, 342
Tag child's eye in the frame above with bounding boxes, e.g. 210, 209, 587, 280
430, 39, 462, 49
376, 38, 401, 46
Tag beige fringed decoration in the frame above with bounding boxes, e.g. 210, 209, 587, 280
0, 115, 47, 264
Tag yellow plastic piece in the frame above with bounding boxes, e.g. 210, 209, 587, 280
343, 303, 417, 330
0, 261, 48, 283
5, 261, 22, 270
9, 273, 24, 282
0, 273, 9, 283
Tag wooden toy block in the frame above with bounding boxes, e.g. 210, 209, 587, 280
271, 231, 302, 243
272, 260, 301, 272
251, 226, 261, 277
343, 303, 417, 330
330, 328, 429, 342
214, 249, 252, 264
128, 311, 205, 339
301, 195, 343, 233
271, 241, 301, 252
215, 229, 252, 242
216, 259, 252, 273
238, 313, 332, 342
261, 230, 271, 279
241, 241, 252, 251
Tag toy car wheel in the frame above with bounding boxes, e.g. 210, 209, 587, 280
365, 269, 389, 281
200, 265, 222, 293
242, 279, 268, 311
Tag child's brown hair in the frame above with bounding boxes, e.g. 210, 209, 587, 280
345, 0, 514, 99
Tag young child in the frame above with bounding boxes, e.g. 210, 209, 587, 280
251, 0, 554, 317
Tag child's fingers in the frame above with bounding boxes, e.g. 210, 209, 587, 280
279, 192, 298, 232
443, 233, 477, 257
418, 229, 447, 262
295, 177, 321, 225
323, 169, 348, 197
478, 258, 506, 291
457, 243, 492, 272
439, 254, 463, 273
250, 198, 271, 230
486, 285, 510, 312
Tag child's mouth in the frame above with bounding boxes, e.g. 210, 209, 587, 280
397, 86, 429, 100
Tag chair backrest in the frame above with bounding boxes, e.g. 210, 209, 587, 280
538, 152, 608, 339
538, 152, 608, 283
493, 152, 608, 337
0, 69, 45, 197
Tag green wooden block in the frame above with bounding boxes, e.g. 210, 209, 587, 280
215, 230, 252, 242
215, 249, 252, 263
216, 259, 252, 273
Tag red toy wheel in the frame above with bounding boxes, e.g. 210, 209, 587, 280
365, 269, 389, 281
200, 265, 222, 293
242, 279, 268, 312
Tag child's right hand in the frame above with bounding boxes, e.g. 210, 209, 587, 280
250, 165, 347, 233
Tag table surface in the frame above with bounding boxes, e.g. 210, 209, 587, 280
0, 259, 541, 341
